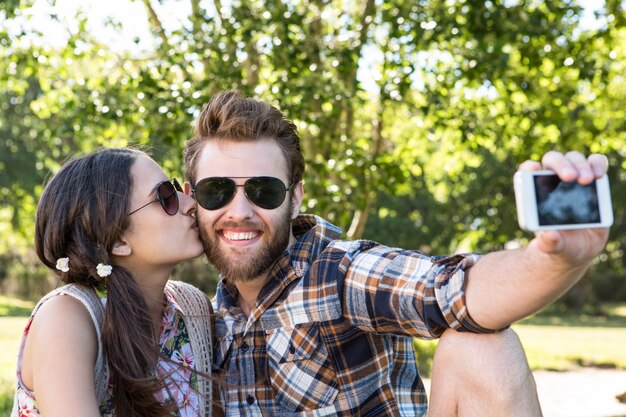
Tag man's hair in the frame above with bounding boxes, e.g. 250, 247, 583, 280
183, 90, 305, 185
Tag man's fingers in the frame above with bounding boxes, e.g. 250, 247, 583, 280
540, 150, 605, 185
541, 151, 577, 181
565, 151, 595, 185
588, 153, 609, 178
518, 160, 542, 171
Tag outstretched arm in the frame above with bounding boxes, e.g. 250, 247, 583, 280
464, 151, 610, 330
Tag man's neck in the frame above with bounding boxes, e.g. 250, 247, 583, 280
235, 275, 270, 317
233, 232, 299, 317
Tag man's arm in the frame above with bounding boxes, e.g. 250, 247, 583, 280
464, 151, 610, 330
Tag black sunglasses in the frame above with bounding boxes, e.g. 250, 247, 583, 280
128, 178, 183, 216
192, 176, 292, 210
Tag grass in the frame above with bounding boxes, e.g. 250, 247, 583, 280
0, 317, 29, 415
518, 302, 626, 329
414, 302, 626, 377
514, 324, 626, 370
0, 295, 35, 317
515, 303, 626, 371
0, 380, 14, 416
0, 296, 33, 415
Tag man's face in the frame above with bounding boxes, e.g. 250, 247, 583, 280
192, 139, 303, 283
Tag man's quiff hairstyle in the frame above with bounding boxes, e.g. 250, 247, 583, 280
183, 90, 305, 186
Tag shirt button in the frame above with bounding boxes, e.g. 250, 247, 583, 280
241, 341, 249, 352
288, 344, 296, 355
246, 395, 255, 405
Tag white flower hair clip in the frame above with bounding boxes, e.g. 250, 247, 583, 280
56, 257, 69, 272
96, 263, 113, 277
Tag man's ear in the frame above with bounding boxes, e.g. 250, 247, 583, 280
184, 181, 192, 196
290, 181, 304, 220
111, 238, 132, 257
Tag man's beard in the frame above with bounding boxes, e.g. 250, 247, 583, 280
199, 206, 293, 283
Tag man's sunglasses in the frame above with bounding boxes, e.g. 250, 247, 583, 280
192, 176, 292, 211
128, 178, 183, 216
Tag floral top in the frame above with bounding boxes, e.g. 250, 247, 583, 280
15, 287, 200, 416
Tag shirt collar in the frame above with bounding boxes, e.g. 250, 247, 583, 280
289, 214, 342, 278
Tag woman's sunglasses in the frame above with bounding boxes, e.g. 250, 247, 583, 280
128, 178, 183, 216
192, 176, 292, 211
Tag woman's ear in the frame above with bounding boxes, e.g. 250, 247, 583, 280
111, 238, 132, 257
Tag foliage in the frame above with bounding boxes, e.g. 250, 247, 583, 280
0, 0, 625, 302
171, 258, 220, 298
413, 338, 437, 378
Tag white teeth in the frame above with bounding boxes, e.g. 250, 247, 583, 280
224, 231, 258, 241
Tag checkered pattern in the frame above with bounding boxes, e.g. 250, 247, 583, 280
213, 215, 493, 416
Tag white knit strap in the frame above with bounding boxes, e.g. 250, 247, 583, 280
166, 280, 214, 417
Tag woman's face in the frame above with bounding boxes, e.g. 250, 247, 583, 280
119, 154, 203, 273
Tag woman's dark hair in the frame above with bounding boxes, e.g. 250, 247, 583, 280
35, 147, 174, 416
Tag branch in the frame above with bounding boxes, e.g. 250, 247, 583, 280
346, 102, 384, 239
140, 0, 191, 80
358, 0, 376, 49
214, 0, 224, 25
141, 0, 169, 48
190, 0, 203, 34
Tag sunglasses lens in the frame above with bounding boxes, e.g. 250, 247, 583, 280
157, 181, 179, 215
245, 177, 287, 209
194, 177, 237, 210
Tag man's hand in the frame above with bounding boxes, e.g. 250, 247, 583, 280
518, 151, 610, 266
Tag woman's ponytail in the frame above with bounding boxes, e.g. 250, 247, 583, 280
102, 267, 175, 416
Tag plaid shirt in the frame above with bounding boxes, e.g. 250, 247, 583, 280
213, 215, 491, 416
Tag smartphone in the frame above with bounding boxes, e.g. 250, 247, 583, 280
514, 170, 613, 231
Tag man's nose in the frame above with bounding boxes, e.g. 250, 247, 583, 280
224, 185, 254, 220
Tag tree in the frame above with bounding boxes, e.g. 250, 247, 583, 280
1, 0, 625, 302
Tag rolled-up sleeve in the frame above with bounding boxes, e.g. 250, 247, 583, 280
334, 240, 495, 340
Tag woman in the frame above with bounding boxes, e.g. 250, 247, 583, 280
12, 148, 213, 417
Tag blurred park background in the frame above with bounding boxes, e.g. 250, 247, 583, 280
1, 0, 626, 415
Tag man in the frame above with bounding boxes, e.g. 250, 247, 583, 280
183, 90, 608, 416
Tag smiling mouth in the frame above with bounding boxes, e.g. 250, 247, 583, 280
222, 231, 261, 241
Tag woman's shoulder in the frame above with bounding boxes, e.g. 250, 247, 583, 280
20, 289, 99, 388
29, 289, 98, 343
25, 285, 102, 359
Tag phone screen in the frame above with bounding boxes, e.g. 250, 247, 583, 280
533, 175, 601, 226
